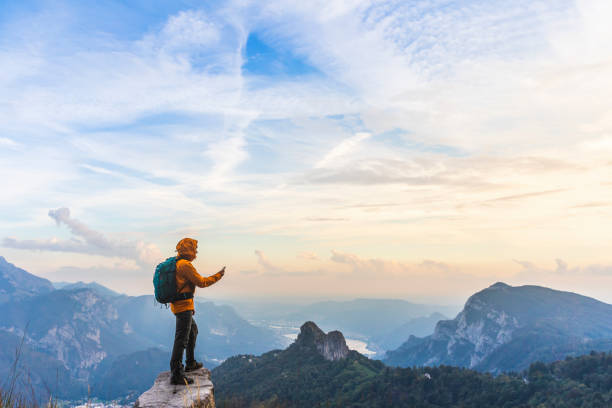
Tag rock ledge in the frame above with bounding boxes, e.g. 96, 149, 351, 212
134, 367, 214, 408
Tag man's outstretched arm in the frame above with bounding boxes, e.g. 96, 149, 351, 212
182, 263, 225, 288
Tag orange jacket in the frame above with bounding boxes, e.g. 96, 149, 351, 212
170, 238, 224, 314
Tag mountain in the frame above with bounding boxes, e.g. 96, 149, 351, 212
53, 280, 121, 298
0, 256, 54, 303
384, 282, 612, 372
213, 321, 612, 407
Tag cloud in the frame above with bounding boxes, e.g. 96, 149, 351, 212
203, 134, 251, 186
330, 250, 493, 281
303, 217, 347, 222
239, 269, 260, 276
297, 251, 318, 260
254, 250, 324, 277
571, 202, 612, 209
2, 208, 160, 266
254, 249, 282, 274
315, 132, 371, 169
160, 10, 220, 50
330, 249, 416, 276
297, 154, 582, 189
0, 137, 20, 148
483, 188, 569, 204
325, 250, 505, 302
48, 207, 111, 249
301, 158, 462, 186
514, 258, 612, 277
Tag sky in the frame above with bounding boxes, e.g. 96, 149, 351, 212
1, 0, 612, 305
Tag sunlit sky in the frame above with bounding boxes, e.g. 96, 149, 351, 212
1, 0, 612, 305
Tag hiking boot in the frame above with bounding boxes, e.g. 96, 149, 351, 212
170, 362, 194, 385
185, 360, 203, 372
170, 374, 194, 385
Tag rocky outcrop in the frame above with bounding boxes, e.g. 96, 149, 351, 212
295, 321, 349, 361
134, 367, 214, 408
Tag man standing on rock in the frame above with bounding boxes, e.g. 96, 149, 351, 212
170, 238, 225, 385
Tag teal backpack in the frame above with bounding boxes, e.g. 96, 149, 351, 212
153, 257, 193, 305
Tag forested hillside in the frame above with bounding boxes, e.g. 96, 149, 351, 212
214, 343, 612, 407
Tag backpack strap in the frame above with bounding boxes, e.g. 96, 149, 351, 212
173, 292, 194, 301
173, 256, 194, 302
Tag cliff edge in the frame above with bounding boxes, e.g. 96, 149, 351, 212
134, 367, 214, 408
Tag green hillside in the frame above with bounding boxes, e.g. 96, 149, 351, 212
213, 323, 612, 408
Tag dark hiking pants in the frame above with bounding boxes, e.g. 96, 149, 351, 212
170, 310, 199, 375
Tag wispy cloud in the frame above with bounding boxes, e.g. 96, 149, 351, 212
299, 155, 577, 188
483, 189, 569, 204
514, 258, 612, 277
570, 202, 612, 209
254, 249, 283, 274
254, 250, 324, 277
330, 250, 466, 278
2, 208, 160, 266
297, 251, 319, 261
0, 137, 20, 148
315, 132, 371, 169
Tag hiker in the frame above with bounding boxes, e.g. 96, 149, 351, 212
169, 237, 225, 385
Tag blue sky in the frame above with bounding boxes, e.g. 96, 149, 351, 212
1, 0, 612, 303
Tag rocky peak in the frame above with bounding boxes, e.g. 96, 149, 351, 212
462, 282, 516, 317
134, 367, 214, 408
295, 321, 349, 361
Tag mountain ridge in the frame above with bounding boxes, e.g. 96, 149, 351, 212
0, 256, 54, 302
384, 282, 612, 372
52, 280, 121, 298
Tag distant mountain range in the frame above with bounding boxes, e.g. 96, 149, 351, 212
213, 321, 612, 407
228, 297, 456, 355
0, 256, 284, 401
4, 255, 612, 405
370, 312, 448, 352
384, 282, 612, 372
283, 298, 457, 337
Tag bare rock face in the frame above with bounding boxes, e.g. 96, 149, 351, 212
134, 367, 215, 408
296, 321, 349, 361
